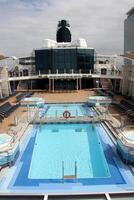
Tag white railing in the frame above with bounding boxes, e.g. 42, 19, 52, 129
31, 114, 106, 124
6, 70, 123, 81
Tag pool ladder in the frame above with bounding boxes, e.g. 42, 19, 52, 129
62, 161, 77, 182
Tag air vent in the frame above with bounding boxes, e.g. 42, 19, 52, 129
52, 129, 59, 133
75, 128, 82, 132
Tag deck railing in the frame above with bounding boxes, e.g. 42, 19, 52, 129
6, 70, 123, 81
31, 114, 106, 124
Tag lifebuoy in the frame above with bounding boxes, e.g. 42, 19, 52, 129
63, 110, 71, 119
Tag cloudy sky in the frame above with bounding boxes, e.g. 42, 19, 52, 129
0, 0, 133, 57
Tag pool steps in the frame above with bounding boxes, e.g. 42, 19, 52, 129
62, 161, 77, 182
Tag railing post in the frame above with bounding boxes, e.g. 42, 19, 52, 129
52, 78, 54, 93
30, 79, 32, 90
75, 161, 77, 182
120, 116, 125, 130
62, 161, 64, 182
79, 69, 81, 74
79, 78, 82, 90
27, 105, 29, 122
76, 78, 78, 91
14, 115, 18, 126
49, 78, 51, 92
76, 110, 78, 117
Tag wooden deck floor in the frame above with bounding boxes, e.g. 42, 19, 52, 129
0, 90, 133, 134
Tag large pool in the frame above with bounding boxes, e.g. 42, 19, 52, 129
28, 123, 110, 179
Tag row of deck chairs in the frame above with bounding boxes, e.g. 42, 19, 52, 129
113, 99, 134, 113
0, 91, 17, 103
16, 91, 34, 102
96, 89, 114, 98
113, 99, 134, 123
128, 113, 134, 123
0, 102, 19, 122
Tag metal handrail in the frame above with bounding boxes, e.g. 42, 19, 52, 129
7, 71, 123, 79
31, 114, 106, 124
62, 161, 77, 182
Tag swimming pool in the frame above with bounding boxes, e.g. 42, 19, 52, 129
117, 132, 134, 164
21, 97, 45, 107
28, 123, 110, 179
6, 121, 127, 191
41, 103, 94, 118
0, 134, 20, 167
0, 134, 11, 145
126, 133, 134, 140
1, 103, 134, 194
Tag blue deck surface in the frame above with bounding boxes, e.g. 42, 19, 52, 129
7, 123, 125, 189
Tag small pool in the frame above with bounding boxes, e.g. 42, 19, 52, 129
0, 134, 13, 148
117, 132, 134, 164
126, 133, 134, 140
0, 134, 11, 145
21, 97, 45, 107
41, 103, 94, 118
0, 134, 19, 167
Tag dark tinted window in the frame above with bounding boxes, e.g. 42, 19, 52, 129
35, 48, 94, 73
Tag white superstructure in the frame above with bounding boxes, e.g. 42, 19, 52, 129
43, 38, 88, 49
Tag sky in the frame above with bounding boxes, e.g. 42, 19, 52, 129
0, 0, 133, 57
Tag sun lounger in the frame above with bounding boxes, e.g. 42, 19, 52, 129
0, 102, 19, 118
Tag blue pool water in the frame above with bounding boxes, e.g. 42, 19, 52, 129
126, 133, 134, 140
28, 123, 110, 179
0, 137, 7, 144
41, 104, 94, 118
0, 134, 11, 144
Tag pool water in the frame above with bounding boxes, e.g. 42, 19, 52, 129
126, 133, 134, 141
41, 104, 94, 118
0, 137, 7, 145
0, 134, 11, 145
28, 123, 110, 179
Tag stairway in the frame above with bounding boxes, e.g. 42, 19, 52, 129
100, 78, 113, 91
17, 80, 28, 90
